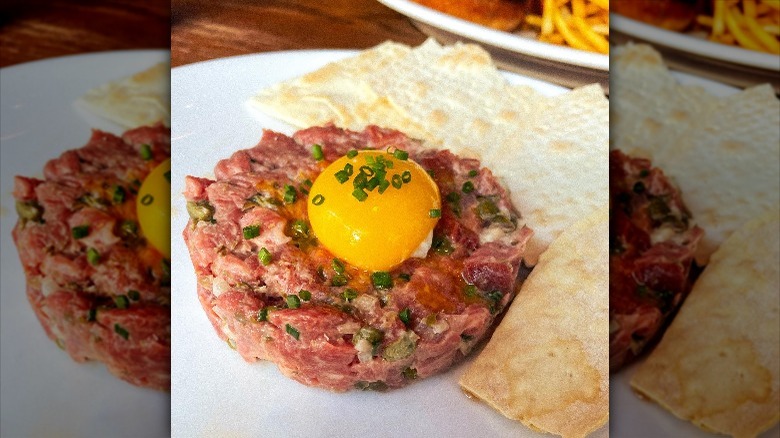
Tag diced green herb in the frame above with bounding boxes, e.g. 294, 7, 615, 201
332, 258, 345, 274
299, 290, 312, 301
114, 295, 129, 309
128, 290, 141, 301
371, 271, 393, 289
639, 169, 650, 178
139, 144, 153, 160
286, 294, 301, 309
432, 235, 454, 255
243, 225, 261, 239
429, 209, 441, 218
401, 170, 412, 183
258, 247, 272, 265
119, 220, 138, 239
352, 188, 368, 202
468, 169, 478, 178
391, 174, 402, 189
402, 367, 417, 380
393, 149, 409, 160
382, 333, 416, 361
312, 194, 325, 206
398, 307, 411, 326
186, 200, 215, 224
86, 248, 100, 265
72, 225, 90, 239
283, 185, 297, 204
114, 324, 129, 340
15, 201, 44, 223
335, 170, 350, 184
346, 149, 358, 158
88, 308, 97, 322
353, 326, 383, 347
462, 181, 475, 193
398, 273, 411, 282
311, 144, 324, 161
464, 284, 478, 297
257, 307, 270, 322
112, 185, 126, 204
289, 219, 310, 239
342, 288, 358, 302
331, 274, 348, 287
285, 324, 300, 340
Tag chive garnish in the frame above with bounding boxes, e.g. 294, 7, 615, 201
342, 288, 358, 302
335, 170, 349, 184
401, 170, 411, 183
429, 209, 441, 218
398, 273, 411, 282
139, 144, 153, 160
378, 179, 390, 194
344, 163, 354, 176
462, 181, 475, 193
371, 272, 393, 289
399, 307, 411, 326
285, 324, 300, 340
283, 185, 297, 204
391, 174, 402, 189
639, 169, 650, 178
332, 258, 345, 274
352, 188, 368, 202
299, 290, 311, 301
312, 194, 325, 205
114, 295, 129, 309
331, 274, 348, 287
286, 295, 301, 309
128, 290, 141, 301
72, 225, 89, 239
346, 149, 358, 158
114, 324, 130, 340
243, 225, 261, 239
86, 248, 100, 266
311, 144, 324, 161
393, 149, 409, 160
141, 194, 154, 206
257, 307, 269, 322
468, 169, 478, 178
112, 185, 126, 204
258, 247, 272, 265
88, 308, 97, 322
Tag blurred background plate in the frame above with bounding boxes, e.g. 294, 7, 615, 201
376, 0, 609, 90
611, 13, 780, 92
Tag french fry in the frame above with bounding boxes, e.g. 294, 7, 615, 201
524, 0, 609, 53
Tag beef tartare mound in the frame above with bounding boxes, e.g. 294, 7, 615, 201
183, 125, 531, 391
609, 149, 703, 371
12, 125, 171, 391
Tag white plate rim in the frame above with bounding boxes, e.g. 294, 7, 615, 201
376, 0, 609, 71
611, 13, 780, 71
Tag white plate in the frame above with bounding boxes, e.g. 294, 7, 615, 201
0, 50, 171, 438
377, 0, 609, 89
170, 49, 609, 438
610, 72, 780, 438
611, 14, 780, 91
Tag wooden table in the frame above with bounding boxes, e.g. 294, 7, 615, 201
0, 0, 169, 68
171, 0, 428, 67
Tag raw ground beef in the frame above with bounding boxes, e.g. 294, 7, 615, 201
12, 124, 171, 391
183, 124, 531, 391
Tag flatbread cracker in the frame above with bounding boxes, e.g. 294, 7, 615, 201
78, 61, 170, 128
251, 39, 608, 265
459, 208, 609, 438
631, 206, 780, 438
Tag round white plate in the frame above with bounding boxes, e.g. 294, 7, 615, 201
377, 0, 609, 89
171, 49, 609, 438
611, 13, 780, 91
0, 50, 171, 438
610, 71, 780, 438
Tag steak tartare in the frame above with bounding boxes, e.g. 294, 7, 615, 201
12, 124, 171, 391
183, 125, 531, 391
609, 149, 703, 371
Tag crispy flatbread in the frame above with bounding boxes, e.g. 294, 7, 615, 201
631, 206, 780, 438
77, 61, 170, 128
250, 39, 608, 265
459, 208, 609, 438
611, 43, 780, 264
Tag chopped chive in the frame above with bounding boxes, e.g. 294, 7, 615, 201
286, 294, 301, 309
639, 169, 650, 178
334, 170, 350, 184
353, 172, 367, 189
299, 290, 311, 301
342, 288, 358, 302
258, 247, 272, 265
352, 188, 368, 202
303, 179, 313, 187
426, 170, 435, 178
399, 307, 411, 326
139, 144, 153, 160
285, 324, 300, 340
468, 170, 478, 178
378, 179, 390, 194
359, 166, 375, 177
332, 258, 345, 274
464, 285, 478, 297
141, 194, 154, 206
344, 163, 354, 176
429, 209, 441, 218
86, 248, 100, 266
289, 219, 310, 239
331, 274, 348, 287
112, 185, 126, 204
393, 149, 409, 160
371, 271, 393, 289
283, 185, 297, 204
432, 235, 454, 255
88, 308, 97, 322
72, 225, 89, 239
243, 225, 261, 239
486, 290, 503, 303
398, 273, 411, 282
365, 176, 380, 191
114, 324, 129, 340
114, 295, 129, 309
402, 367, 417, 380
391, 174, 402, 189
257, 307, 270, 322
311, 144, 324, 161
312, 194, 325, 206
128, 290, 141, 301
462, 181, 475, 193
401, 170, 412, 183
346, 149, 358, 158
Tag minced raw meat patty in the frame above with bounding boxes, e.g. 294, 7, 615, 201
609, 149, 703, 372
12, 124, 171, 391
183, 124, 531, 391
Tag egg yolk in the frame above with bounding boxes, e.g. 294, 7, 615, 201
308, 150, 440, 271
137, 158, 171, 258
